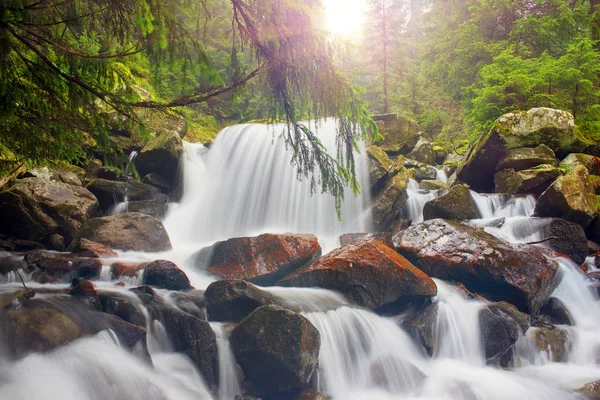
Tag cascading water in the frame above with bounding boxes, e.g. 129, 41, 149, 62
5, 120, 600, 400
109, 150, 139, 215
401, 179, 442, 223
163, 119, 372, 254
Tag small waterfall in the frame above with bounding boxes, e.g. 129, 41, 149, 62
435, 168, 448, 183
211, 323, 242, 400
109, 150, 139, 216
402, 179, 441, 223
163, 120, 371, 253
470, 192, 536, 219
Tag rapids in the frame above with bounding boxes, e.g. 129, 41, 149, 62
2, 120, 600, 399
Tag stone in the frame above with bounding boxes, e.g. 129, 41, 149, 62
190, 233, 321, 285
494, 165, 562, 195
230, 305, 320, 396
97, 166, 127, 181
457, 108, 581, 193
69, 278, 102, 311
576, 380, 600, 400
279, 239, 437, 313
110, 262, 148, 279
395, 219, 560, 314
372, 169, 412, 231
125, 198, 169, 219
136, 130, 183, 184
71, 238, 118, 258
405, 158, 437, 181
560, 153, 600, 175
495, 144, 557, 171
142, 260, 191, 291
204, 280, 279, 322
540, 218, 588, 265
166, 291, 207, 320
48, 234, 65, 251
0, 177, 98, 245
479, 302, 530, 367
539, 297, 574, 326
367, 145, 394, 188
24, 250, 103, 280
534, 165, 597, 228
422, 184, 481, 220
374, 114, 421, 155
131, 286, 217, 387
529, 326, 569, 362
86, 178, 162, 211
142, 172, 174, 193
339, 232, 395, 249
407, 137, 435, 165
419, 180, 446, 190
69, 212, 172, 252
401, 303, 439, 356
98, 290, 147, 328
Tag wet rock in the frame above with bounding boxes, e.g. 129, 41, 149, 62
339, 232, 395, 249
494, 165, 563, 195
131, 286, 218, 387
576, 380, 600, 400
402, 303, 439, 356
539, 297, 574, 326
560, 153, 600, 175
372, 168, 412, 231
423, 184, 481, 221
126, 198, 169, 219
69, 212, 172, 252
407, 137, 435, 165
86, 178, 162, 211
495, 144, 557, 171
142, 260, 191, 291
136, 130, 183, 184
0, 177, 98, 245
279, 239, 437, 313
205, 280, 279, 322
142, 172, 174, 193
367, 145, 395, 189
369, 354, 426, 393
19, 166, 84, 187
0, 295, 146, 358
71, 238, 118, 258
110, 261, 147, 279
166, 291, 207, 320
24, 250, 103, 280
191, 233, 321, 285
69, 278, 102, 310
374, 114, 421, 155
98, 290, 147, 328
542, 218, 588, 265
534, 165, 598, 228
457, 108, 580, 192
419, 180, 446, 190
295, 389, 327, 400
529, 326, 569, 362
48, 234, 65, 251
405, 158, 437, 181
395, 219, 560, 314
97, 166, 127, 181
479, 302, 530, 367
230, 305, 320, 396
0, 235, 45, 252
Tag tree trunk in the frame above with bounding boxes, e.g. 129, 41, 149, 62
592, 0, 600, 52
382, 1, 389, 114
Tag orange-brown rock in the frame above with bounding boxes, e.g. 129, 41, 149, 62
191, 233, 321, 285
279, 239, 437, 312
71, 238, 118, 258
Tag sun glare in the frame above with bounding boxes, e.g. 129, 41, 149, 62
323, 0, 367, 38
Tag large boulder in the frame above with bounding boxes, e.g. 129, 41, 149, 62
419, 180, 446, 190
407, 137, 435, 165
560, 153, 600, 175
479, 302, 530, 367
457, 108, 583, 192
136, 130, 184, 184
69, 212, 172, 252
534, 165, 597, 228
0, 177, 98, 245
539, 297, 574, 326
131, 286, 217, 387
401, 303, 439, 356
372, 168, 412, 231
190, 233, 321, 285
395, 219, 560, 314
422, 184, 481, 220
529, 326, 569, 362
537, 218, 588, 265
339, 232, 395, 249
142, 260, 191, 291
374, 114, 421, 155
367, 145, 395, 190
0, 292, 146, 358
494, 165, 563, 195
24, 250, 103, 280
204, 280, 279, 322
279, 239, 437, 313
230, 305, 320, 396
405, 158, 437, 181
19, 165, 85, 187
71, 238, 118, 258
86, 178, 163, 211
495, 144, 557, 171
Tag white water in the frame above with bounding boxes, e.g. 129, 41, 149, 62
401, 179, 441, 223
3, 121, 600, 399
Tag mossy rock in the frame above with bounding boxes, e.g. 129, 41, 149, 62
494, 165, 563, 195
422, 184, 481, 220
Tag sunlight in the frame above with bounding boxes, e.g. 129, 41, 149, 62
323, 0, 367, 38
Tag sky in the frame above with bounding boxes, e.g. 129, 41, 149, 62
322, 0, 368, 38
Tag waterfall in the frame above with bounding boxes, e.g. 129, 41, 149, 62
401, 179, 442, 223
163, 120, 371, 253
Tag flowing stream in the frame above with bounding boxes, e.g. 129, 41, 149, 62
2, 120, 600, 399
